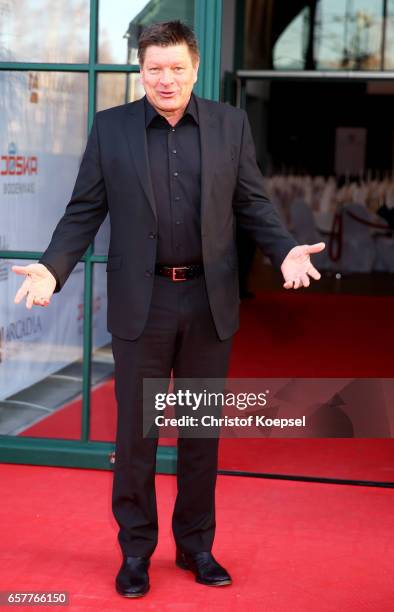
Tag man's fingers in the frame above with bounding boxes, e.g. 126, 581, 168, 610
300, 274, 310, 287
283, 262, 322, 289
12, 265, 31, 276
307, 264, 321, 281
14, 287, 28, 304
24, 292, 50, 308
14, 278, 31, 304
14, 274, 52, 307
284, 275, 310, 289
34, 297, 50, 307
304, 242, 325, 254
26, 291, 35, 309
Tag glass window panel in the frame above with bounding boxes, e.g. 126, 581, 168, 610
384, 0, 394, 68
241, 78, 394, 282
0, 0, 89, 63
89, 263, 115, 442
273, 7, 310, 70
94, 215, 111, 256
94, 73, 145, 255
246, 0, 388, 71
0, 71, 88, 252
98, 0, 194, 64
0, 258, 84, 440
91, 263, 111, 354
96, 72, 145, 112
315, 0, 384, 70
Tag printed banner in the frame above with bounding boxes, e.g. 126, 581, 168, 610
0, 69, 110, 401
0, 263, 110, 401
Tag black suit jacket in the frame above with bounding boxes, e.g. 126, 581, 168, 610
39, 95, 297, 340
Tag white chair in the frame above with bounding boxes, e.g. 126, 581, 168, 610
375, 236, 394, 272
289, 199, 331, 270
340, 203, 376, 273
372, 215, 394, 273
289, 198, 321, 244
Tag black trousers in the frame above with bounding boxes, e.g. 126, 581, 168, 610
111, 274, 233, 558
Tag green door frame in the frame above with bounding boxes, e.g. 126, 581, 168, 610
0, 0, 223, 471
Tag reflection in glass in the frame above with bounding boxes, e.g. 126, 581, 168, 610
246, 0, 388, 71
314, 0, 384, 70
99, 0, 194, 64
243, 78, 394, 278
0, 71, 88, 252
95, 73, 145, 255
96, 72, 145, 113
89, 264, 115, 442
0, 260, 85, 439
384, 0, 394, 68
0, 0, 89, 63
273, 7, 310, 70
92, 264, 111, 353
94, 213, 111, 255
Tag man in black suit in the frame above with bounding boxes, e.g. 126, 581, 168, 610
12, 21, 324, 598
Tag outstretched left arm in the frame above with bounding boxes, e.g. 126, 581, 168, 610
281, 242, 325, 289
233, 111, 325, 288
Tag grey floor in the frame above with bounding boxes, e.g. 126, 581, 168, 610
0, 344, 114, 436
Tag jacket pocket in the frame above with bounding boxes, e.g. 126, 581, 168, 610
106, 255, 122, 271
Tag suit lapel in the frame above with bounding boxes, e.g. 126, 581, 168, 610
195, 95, 220, 224
125, 97, 157, 221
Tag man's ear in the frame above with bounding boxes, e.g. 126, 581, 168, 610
193, 59, 200, 84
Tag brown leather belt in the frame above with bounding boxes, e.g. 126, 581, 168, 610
155, 263, 204, 281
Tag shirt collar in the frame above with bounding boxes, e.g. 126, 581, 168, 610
144, 92, 199, 127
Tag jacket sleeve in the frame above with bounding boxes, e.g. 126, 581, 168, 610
232, 110, 298, 268
39, 115, 108, 291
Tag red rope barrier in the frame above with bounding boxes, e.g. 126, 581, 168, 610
345, 209, 392, 231
328, 211, 342, 262
327, 208, 392, 262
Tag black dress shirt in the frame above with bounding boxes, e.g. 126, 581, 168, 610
41, 94, 203, 287
144, 93, 202, 265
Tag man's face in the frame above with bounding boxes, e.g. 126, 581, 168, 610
140, 43, 199, 114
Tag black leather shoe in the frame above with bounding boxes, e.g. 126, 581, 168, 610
115, 556, 150, 598
175, 548, 232, 586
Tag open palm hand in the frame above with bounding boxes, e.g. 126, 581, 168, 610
12, 263, 57, 309
281, 242, 325, 289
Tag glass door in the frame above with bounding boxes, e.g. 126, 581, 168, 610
0, 0, 223, 471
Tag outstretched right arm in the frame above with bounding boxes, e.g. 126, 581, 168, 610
13, 115, 108, 308
39, 115, 108, 290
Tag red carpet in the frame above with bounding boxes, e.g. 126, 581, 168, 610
20, 292, 394, 482
0, 464, 393, 611
231, 291, 394, 378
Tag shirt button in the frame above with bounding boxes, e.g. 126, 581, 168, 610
148, 232, 156, 239
173, 171, 178, 177
172, 149, 177, 154
171, 128, 175, 132
145, 269, 153, 277
175, 221, 182, 225
175, 196, 180, 201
